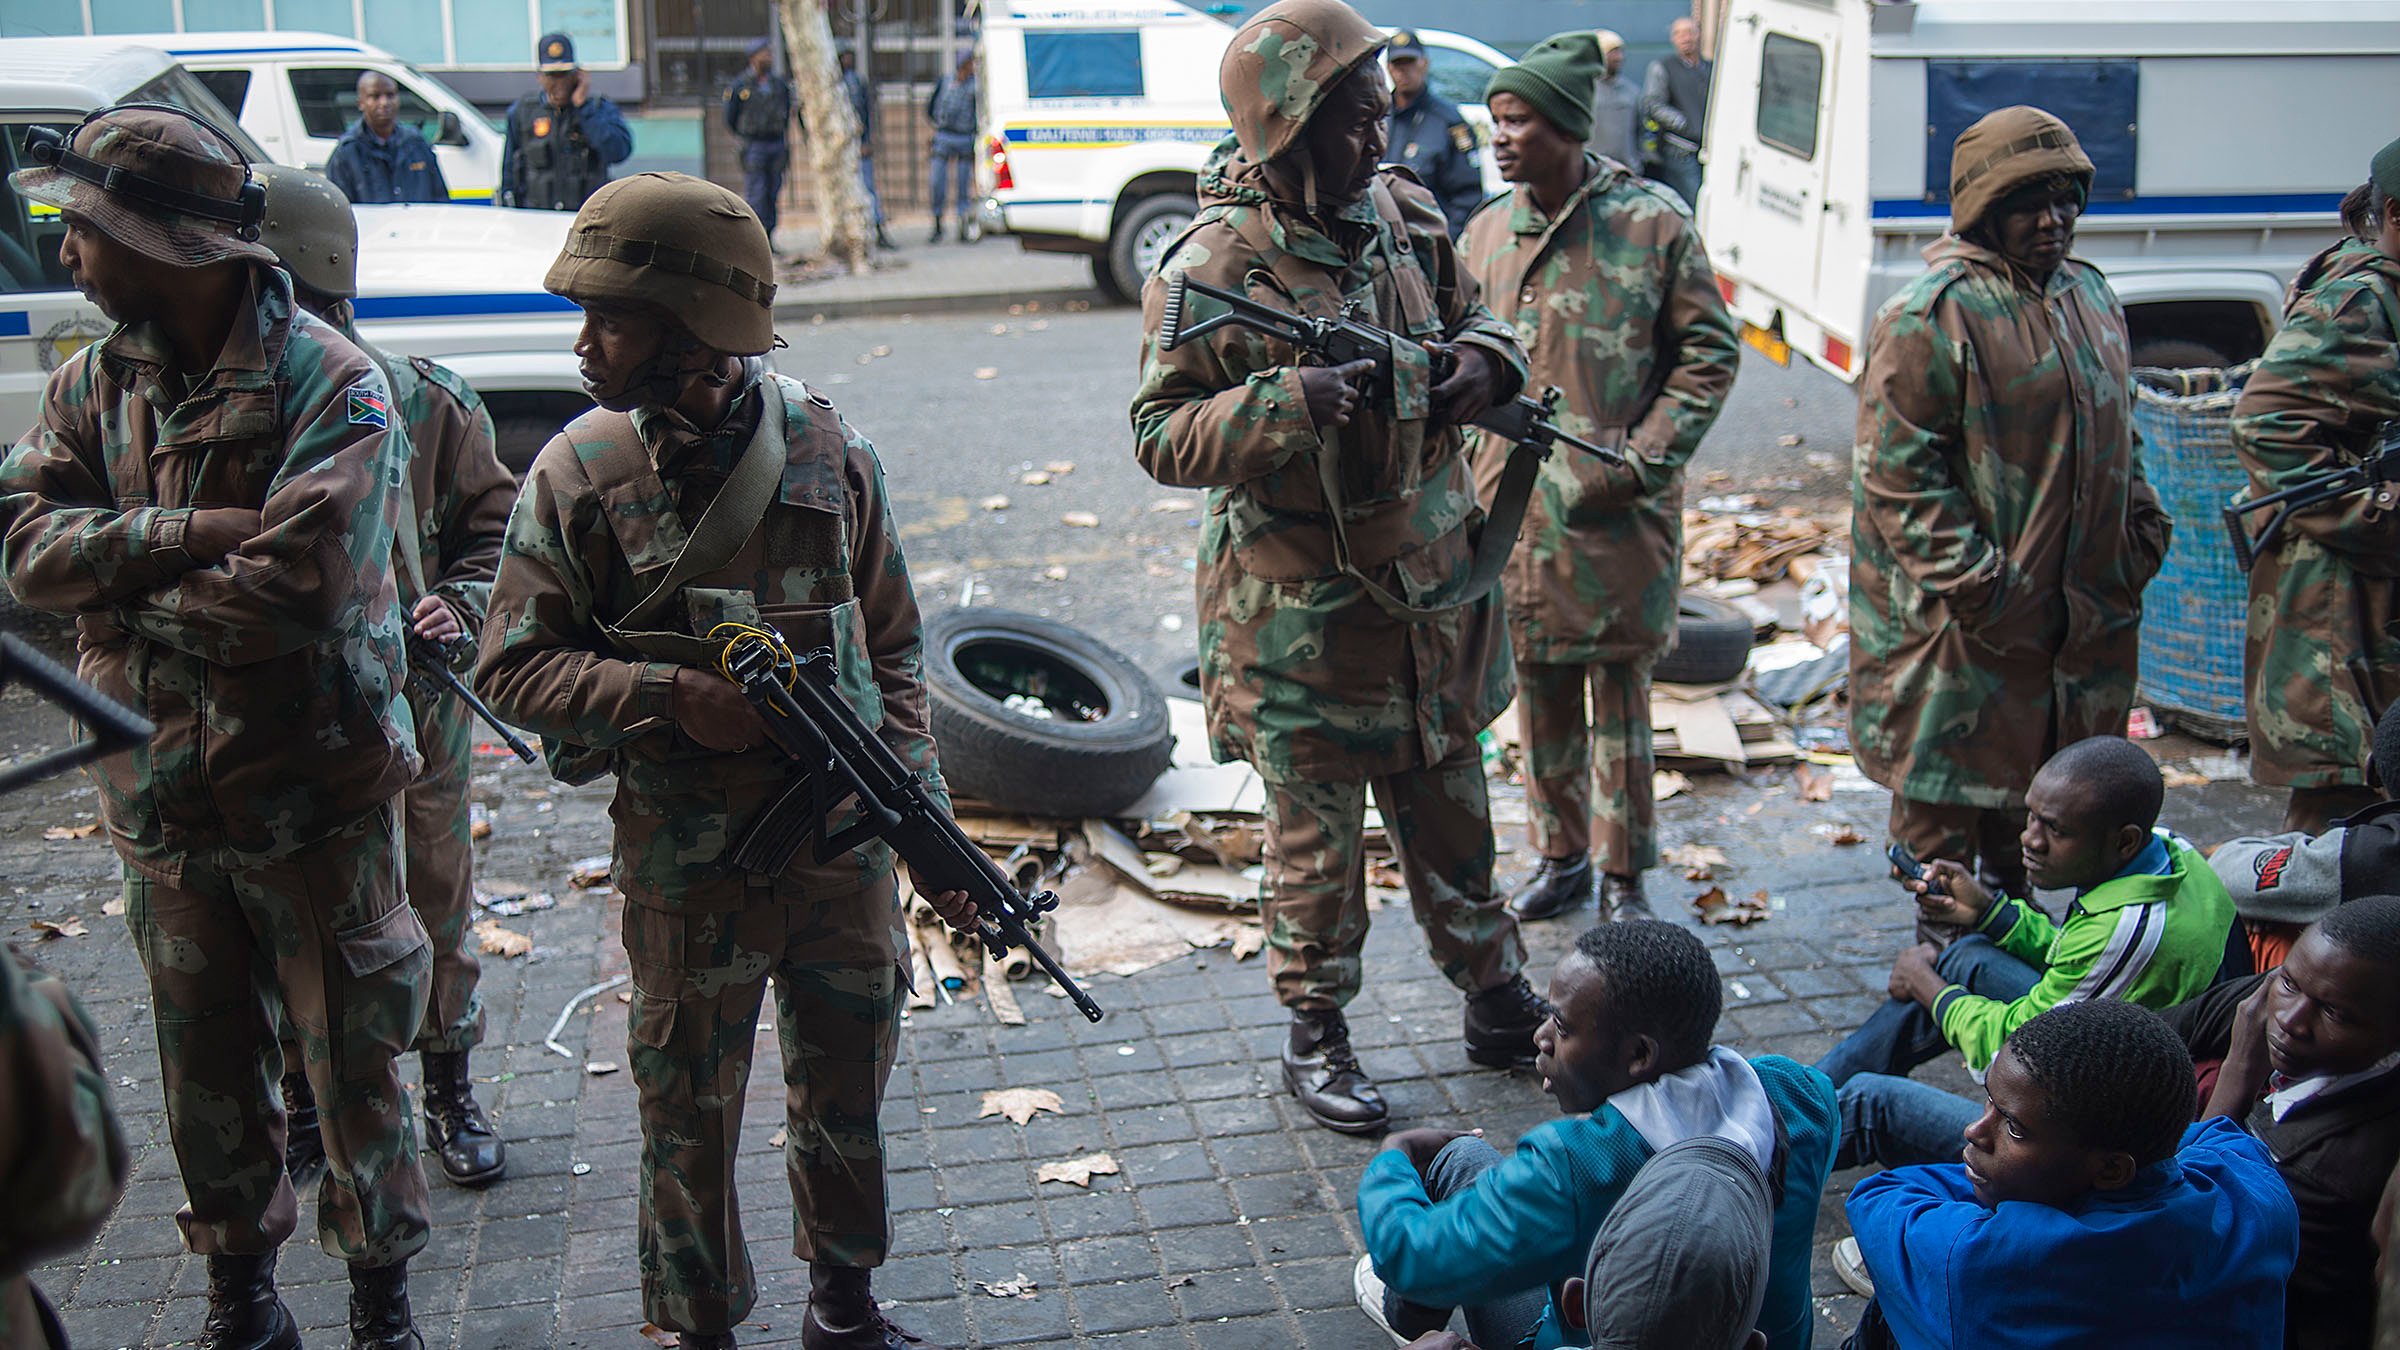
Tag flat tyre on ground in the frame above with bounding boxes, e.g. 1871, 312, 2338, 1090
1652, 593, 1756, 686
922, 609, 1174, 818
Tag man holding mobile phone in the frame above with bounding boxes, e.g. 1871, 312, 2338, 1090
500, 33, 634, 211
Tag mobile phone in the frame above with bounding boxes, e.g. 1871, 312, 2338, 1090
1887, 843, 1946, 898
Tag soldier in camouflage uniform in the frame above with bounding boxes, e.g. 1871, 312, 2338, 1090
475, 171, 971, 1350
1462, 32, 1741, 924
0, 105, 433, 1350
2232, 137, 2400, 835
252, 165, 518, 1190
0, 946, 130, 1350
1129, 0, 1550, 1136
1850, 106, 2171, 913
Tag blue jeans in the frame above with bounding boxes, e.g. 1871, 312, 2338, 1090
859, 152, 886, 226
1814, 936, 2042, 1090
740, 138, 787, 237
1655, 148, 1701, 210
929, 129, 976, 222
1380, 1136, 1554, 1349
1837, 1074, 1982, 1170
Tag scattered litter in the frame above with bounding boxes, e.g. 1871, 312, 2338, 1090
979, 1087, 1065, 1126
1729, 980, 1753, 1000
1020, 470, 1051, 485
473, 884, 556, 918
1777, 433, 1805, 447
1036, 1151, 1120, 1188
1041, 565, 1069, 582
1001, 693, 1056, 720
1229, 926, 1265, 961
1795, 763, 1835, 803
473, 920, 533, 959
584, 1060, 619, 1076
978, 1275, 1039, 1300
1159, 614, 1184, 632
1805, 452, 1840, 473
974, 367, 1000, 380
1814, 823, 1867, 846
1652, 770, 1693, 801
981, 494, 1011, 512
639, 1324, 678, 1347
545, 974, 631, 1058
1061, 511, 1100, 528
2126, 707, 2162, 740
102, 897, 126, 917
29, 916, 87, 940
1166, 1274, 1197, 1291
469, 802, 492, 840
571, 1162, 592, 1176
2161, 766, 2210, 789
2186, 753, 2249, 782
870, 345, 892, 358
42, 822, 100, 840
1663, 844, 1729, 881
567, 856, 611, 889
1149, 497, 1191, 513
1045, 460, 1076, 475
768, 1127, 788, 1149
983, 952, 1027, 1026
1690, 887, 1773, 927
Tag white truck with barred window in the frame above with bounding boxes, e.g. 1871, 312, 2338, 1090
979, 0, 1511, 302
1698, 0, 2400, 384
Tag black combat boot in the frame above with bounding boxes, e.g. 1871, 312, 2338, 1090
348, 1260, 423, 1350
281, 1071, 327, 1189
801, 1263, 931, 1348
875, 224, 898, 251
1281, 1007, 1387, 1134
420, 1049, 506, 1186
927, 220, 945, 243
1507, 854, 1592, 921
1463, 975, 1552, 1068
198, 1252, 300, 1350
1600, 873, 1656, 923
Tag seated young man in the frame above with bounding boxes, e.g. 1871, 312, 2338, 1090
2163, 896, 2400, 1350
1353, 921, 1837, 1350
1817, 736, 2234, 1116
2210, 702, 2400, 970
1845, 999, 2299, 1350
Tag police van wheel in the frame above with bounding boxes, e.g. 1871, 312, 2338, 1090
923, 609, 1175, 818
1099, 193, 1198, 306
1652, 593, 1756, 687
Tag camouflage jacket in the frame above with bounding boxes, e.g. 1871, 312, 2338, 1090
2232, 236, 2400, 788
1461, 156, 1740, 666
0, 945, 127, 1348
0, 266, 420, 876
1131, 142, 1529, 783
1849, 237, 2171, 807
476, 372, 946, 911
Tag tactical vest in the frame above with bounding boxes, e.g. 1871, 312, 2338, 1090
730, 76, 791, 142
514, 99, 609, 211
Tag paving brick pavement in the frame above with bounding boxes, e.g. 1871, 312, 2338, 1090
3, 684, 2283, 1349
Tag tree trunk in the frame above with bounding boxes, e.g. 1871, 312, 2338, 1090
777, 0, 871, 273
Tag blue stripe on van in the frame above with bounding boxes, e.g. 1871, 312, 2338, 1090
0, 313, 29, 337
1872, 192, 2344, 220
350, 293, 581, 319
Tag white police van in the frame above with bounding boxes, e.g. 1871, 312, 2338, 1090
979, 0, 1512, 302
1700, 0, 2400, 383
0, 38, 586, 468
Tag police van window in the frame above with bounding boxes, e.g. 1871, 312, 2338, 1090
125, 67, 273, 161
1424, 44, 1500, 109
0, 126, 74, 295
290, 67, 443, 141
195, 69, 254, 118
1025, 31, 1143, 100
1757, 33, 1824, 160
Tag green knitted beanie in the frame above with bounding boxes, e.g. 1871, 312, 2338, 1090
2375, 135, 2400, 206
1485, 32, 1603, 144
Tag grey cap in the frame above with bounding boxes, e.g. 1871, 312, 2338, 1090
1582, 1136, 1772, 1350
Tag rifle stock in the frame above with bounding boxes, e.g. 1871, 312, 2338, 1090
711, 622, 1106, 1023
2222, 421, 2400, 573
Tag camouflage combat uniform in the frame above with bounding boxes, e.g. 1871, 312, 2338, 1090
1461, 154, 1739, 877
1129, 17, 1531, 1013
1851, 234, 2171, 889
0, 265, 432, 1267
476, 370, 943, 1334
0, 946, 129, 1349
2233, 235, 2400, 829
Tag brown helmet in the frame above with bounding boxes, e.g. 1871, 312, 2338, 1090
544, 171, 777, 355
252, 163, 359, 300
1219, 0, 1389, 165
1948, 106, 2094, 236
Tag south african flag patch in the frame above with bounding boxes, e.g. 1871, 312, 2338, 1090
346, 380, 388, 428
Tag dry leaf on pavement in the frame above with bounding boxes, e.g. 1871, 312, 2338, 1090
1794, 763, 1834, 802
1230, 926, 1265, 961
638, 1324, 678, 1347
568, 857, 611, 889
1020, 470, 1050, 485
975, 367, 1000, 380
102, 897, 126, 917
1689, 887, 1772, 927
1060, 511, 1100, 528
978, 1087, 1065, 1126
29, 917, 87, 940
472, 919, 533, 959
1663, 844, 1729, 881
981, 494, 1011, 512
978, 1274, 1039, 1299
1041, 566, 1069, 582
1045, 460, 1076, 475
1821, 824, 1866, 846
42, 822, 101, 840
2161, 767, 2210, 788
1036, 1151, 1120, 1188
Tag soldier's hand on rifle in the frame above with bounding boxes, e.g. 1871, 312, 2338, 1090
911, 873, 979, 935
410, 595, 465, 644
1299, 358, 1380, 430
670, 667, 770, 752
1426, 341, 1503, 429
182, 508, 262, 565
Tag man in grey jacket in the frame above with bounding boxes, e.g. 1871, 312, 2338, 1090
1585, 30, 1643, 171
1642, 17, 1710, 208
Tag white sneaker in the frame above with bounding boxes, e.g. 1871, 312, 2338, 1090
1833, 1235, 1876, 1297
1352, 1253, 1411, 1346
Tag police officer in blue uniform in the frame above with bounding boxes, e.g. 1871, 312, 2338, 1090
1382, 30, 1485, 237
500, 33, 634, 211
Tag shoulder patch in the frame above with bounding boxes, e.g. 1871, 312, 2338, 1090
1450, 123, 1476, 153
346, 379, 389, 428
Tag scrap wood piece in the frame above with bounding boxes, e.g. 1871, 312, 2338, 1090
1036, 1151, 1120, 1187
982, 952, 1027, 1026
1690, 886, 1773, 927
979, 1087, 1065, 1126
1652, 770, 1693, 801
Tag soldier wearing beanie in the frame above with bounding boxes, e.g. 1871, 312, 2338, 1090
0, 104, 434, 1350
1850, 106, 2172, 916
1467, 32, 1741, 926
1130, 0, 1548, 1137
2232, 136, 2400, 834
476, 171, 976, 1350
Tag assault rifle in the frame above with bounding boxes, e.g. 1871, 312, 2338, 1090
709, 622, 1105, 1023
1156, 272, 1626, 468
2224, 420, 2400, 571
409, 634, 538, 763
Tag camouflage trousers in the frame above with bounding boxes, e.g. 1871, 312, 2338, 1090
1517, 660, 1659, 875
1260, 744, 1524, 1011
2245, 557, 2399, 794
120, 803, 432, 1266
404, 691, 481, 1054
620, 873, 905, 1335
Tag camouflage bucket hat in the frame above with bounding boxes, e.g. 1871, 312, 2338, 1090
11, 104, 273, 268
1219, 0, 1389, 163
252, 163, 359, 300
544, 171, 778, 355
1949, 105, 2093, 235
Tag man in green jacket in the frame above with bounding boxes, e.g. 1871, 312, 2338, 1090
1815, 736, 2235, 1128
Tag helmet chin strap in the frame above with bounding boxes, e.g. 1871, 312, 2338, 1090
592, 332, 751, 414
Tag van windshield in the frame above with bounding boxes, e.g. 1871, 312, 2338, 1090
128, 65, 273, 162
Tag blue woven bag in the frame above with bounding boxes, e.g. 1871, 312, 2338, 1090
2130, 363, 2254, 743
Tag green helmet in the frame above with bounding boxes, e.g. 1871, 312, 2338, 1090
251, 163, 358, 300
544, 171, 777, 356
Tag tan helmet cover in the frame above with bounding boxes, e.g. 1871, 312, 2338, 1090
1219, 0, 1390, 165
543, 171, 778, 355
252, 163, 359, 299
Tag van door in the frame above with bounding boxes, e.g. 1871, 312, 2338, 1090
192, 64, 297, 167
0, 124, 112, 448
1711, 5, 1839, 353
284, 64, 483, 197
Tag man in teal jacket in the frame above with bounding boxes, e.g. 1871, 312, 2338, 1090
1819, 735, 2236, 1169
1352, 921, 1837, 1349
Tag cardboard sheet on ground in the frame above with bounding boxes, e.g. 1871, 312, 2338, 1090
1052, 823, 1257, 977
